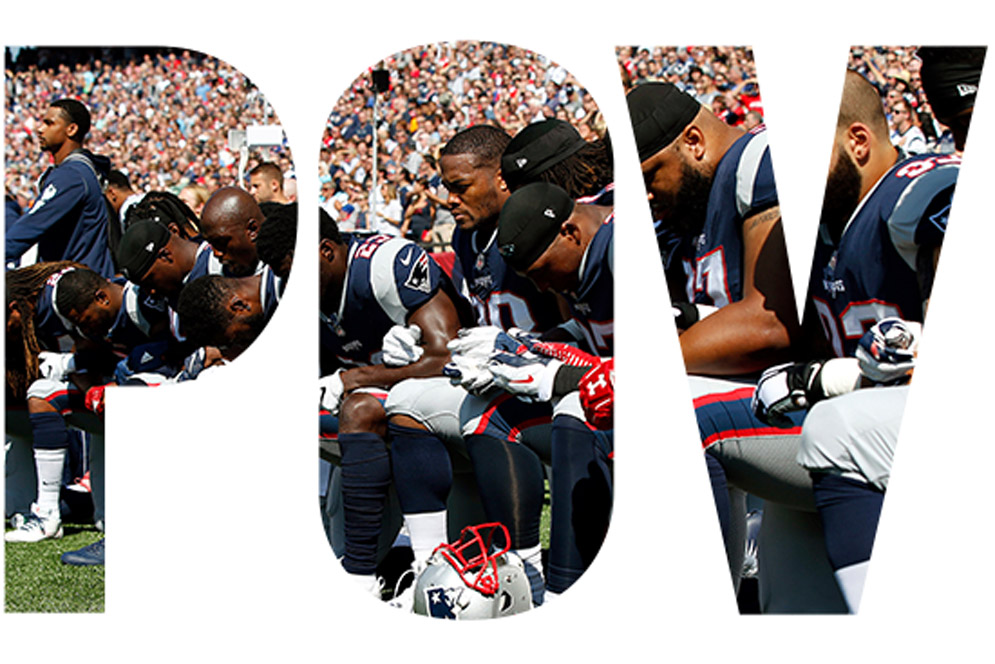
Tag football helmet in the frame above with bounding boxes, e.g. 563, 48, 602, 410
412, 522, 533, 619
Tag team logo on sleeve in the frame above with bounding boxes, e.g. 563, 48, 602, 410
29, 184, 58, 214
404, 253, 432, 293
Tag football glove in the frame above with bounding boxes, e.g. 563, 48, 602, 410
487, 349, 562, 403
752, 361, 828, 428
382, 324, 423, 367
84, 384, 111, 415
447, 326, 536, 361
319, 369, 346, 415
37, 351, 76, 381
855, 317, 919, 384
579, 359, 614, 430
444, 352, 497, 396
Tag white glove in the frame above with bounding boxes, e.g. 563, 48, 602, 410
446, 326, 505, 362
319, 369, 346, 415
38, 352, 76, 381
444, 353, 495, 396
752, 362, 821, 427
382, 324, 423, 367
487, 349, 562, 402
855, 317, 920, 384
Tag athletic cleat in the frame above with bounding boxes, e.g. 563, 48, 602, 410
386, 565, 421, 611
66, 470, 91, 493
61, 538, 105, 566
4, 504, 63, 543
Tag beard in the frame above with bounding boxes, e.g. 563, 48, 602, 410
820, 149, 863, 244
653, 158, 713, 238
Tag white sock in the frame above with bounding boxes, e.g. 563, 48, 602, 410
513, 544, 545, 607
405, 510, 448, 567
834, 561, 870, 614
34, 448, 66, 515
348, 572, 381, 596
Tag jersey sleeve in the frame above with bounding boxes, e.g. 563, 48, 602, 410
5, 170, 86, 261
887, 161, 959, 271
735, 132, 778, 218
369, 238, 442, 324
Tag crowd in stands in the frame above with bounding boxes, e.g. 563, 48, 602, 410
5, 47, 293, 216
617, 44, 958, 154
319, 41, 607, 250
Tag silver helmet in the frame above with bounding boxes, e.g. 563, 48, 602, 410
412, 522, 532, 620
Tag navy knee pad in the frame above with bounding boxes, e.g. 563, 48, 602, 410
387, 423, 453, 514
338, 432, 391, 575
547, 415, 612, 595
465, 433, 544, 549
30, 412, 69, 450
811, 472, 884, 571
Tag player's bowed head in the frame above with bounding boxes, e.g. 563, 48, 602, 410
496, 182, 609, 294
626, 82, 744, 236
199, 187, 265, 277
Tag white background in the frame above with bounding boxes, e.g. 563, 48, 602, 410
2, 2, 992, 661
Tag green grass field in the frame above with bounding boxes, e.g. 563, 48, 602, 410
4, 524, 104, 613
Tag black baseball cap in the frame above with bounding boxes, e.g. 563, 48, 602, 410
626, 82, 701, 162
501, 120, 586, 187
116, 219, 171, 282
497, 182, 574, 272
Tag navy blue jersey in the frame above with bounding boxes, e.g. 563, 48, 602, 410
6, 151, 114, 278
104, 277, 170, 351
564, 215, 614, 358
321, 234, 444, 370
681, 127, 777, 308
450, 225, 562, 334
36, 268, 167, 352
807, 153, 959, 357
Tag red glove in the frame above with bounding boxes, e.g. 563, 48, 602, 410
84, 384, 110, 415
579, 359, 614, 430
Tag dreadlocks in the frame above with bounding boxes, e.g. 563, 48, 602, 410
125, 190, 201, 239
6, 261, 83, 400
524, 137, 613, 200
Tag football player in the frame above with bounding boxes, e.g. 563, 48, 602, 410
487, 181, 613, 600
752, 55, 982, 612
317, 210, 469, 595
626, 81, 800, 595
5, 99, 115, 278
5, 264, 169, 542
383, 125, 567, 602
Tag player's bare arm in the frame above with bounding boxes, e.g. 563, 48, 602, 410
679, 205, 799, 375
340, 290, 460, 393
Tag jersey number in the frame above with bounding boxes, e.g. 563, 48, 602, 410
473, 291, 537, 331
813, 298, 902, 357
685, 247, 732, 308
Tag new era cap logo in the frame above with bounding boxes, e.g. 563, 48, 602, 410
516, 157, 528, 168
145, 242, 155, 252
544, 208, 556, 218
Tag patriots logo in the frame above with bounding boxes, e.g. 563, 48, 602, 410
404, 253, 432, 293
424, 586, 463, 619
29, 184, 58, 214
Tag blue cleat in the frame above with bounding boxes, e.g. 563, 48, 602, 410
61, 538, 105, 566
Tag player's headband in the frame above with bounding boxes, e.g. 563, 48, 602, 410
626, 82, 701, 162
501, 119, 587, 186
497, 182, 574, 273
